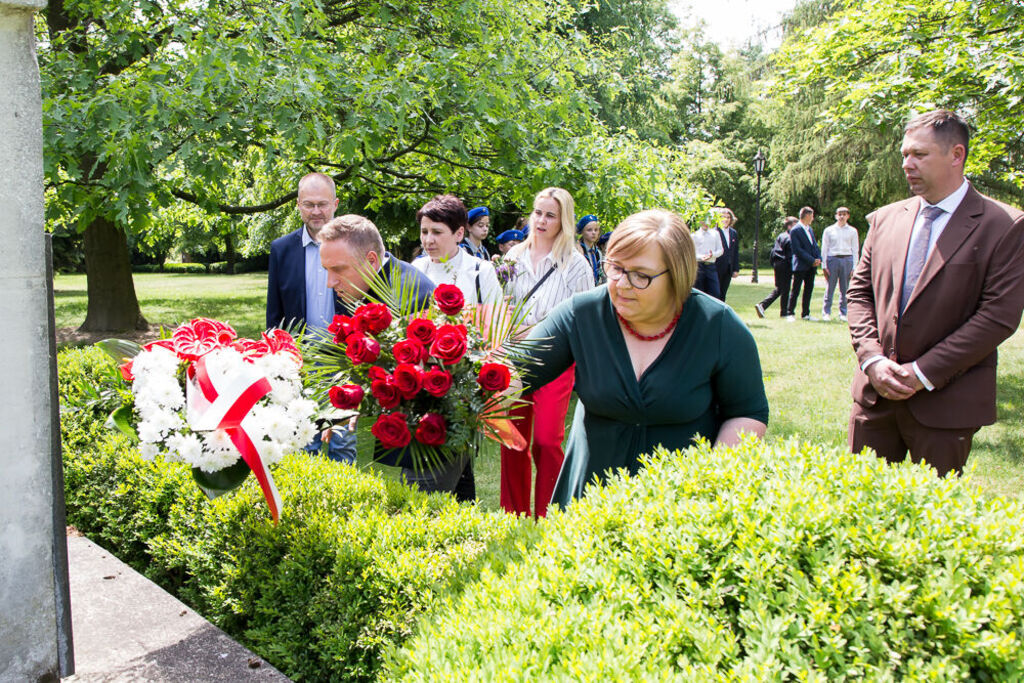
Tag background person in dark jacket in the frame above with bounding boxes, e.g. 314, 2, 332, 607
714, 208, 740, 301
756, 216, 798, 318
787, 206, 822, 320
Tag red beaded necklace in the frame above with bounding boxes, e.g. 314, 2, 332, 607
616, 308, 682, 341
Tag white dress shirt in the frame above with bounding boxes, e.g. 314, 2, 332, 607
412, 248, 502, 305
691, 227, 724, 263
821, 223, 860, 260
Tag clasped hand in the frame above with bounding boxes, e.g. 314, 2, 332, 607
866, 359, 923, 400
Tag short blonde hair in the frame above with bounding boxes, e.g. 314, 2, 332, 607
507, 187, 577, 267
606, 210, 696, 307
318, 214, 385, 257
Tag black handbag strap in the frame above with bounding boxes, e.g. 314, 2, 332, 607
523, 264, 557, 304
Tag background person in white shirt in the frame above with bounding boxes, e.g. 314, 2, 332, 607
501, 187, 594, 517
691, 217, 724, 299
820, 206, 860, 321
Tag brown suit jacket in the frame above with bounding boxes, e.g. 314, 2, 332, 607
848, 183, 1024, 429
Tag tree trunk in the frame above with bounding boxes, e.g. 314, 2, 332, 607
224, 232, 236, 275
79, 216, 148, 332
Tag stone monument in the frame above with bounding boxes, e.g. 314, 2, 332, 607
0, 1, 74, 680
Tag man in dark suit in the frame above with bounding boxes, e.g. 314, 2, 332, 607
266, 173, 361, 463
848, 109, 1024, 476
787, 206, 822, 320
714, 208, 740, 301
266, 173, 339, 331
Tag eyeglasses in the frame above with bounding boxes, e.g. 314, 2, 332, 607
602, 260, 669, 290
299, 201, 333, 211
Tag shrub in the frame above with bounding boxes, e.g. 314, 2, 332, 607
162, 262, 208, 274
385, 440, 1024, 681
58, 347, 535, 681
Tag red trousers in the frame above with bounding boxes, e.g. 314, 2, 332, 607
500, 366, 574, 517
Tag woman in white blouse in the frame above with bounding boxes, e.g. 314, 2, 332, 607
501, 187, 594, 517
412, 194, 503, 306
412, 194, 503, 503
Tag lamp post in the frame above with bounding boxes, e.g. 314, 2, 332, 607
752, 149, 766, 284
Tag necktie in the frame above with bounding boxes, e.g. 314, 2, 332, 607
900, 205, 945, 312
806, 225, 815, 244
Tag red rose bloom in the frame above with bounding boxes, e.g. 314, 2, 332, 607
368, 365, 389, 381
414, 413, 447, 446
429, 324, 468, 365
371, 375, 402, 409
353, 303, 392, 335
422, 366, 453, 397
345, 333, 381, 365
433, 283, 465, 315
393, 338, 426, 365
393, 364, 423, 400
406, 318, 437, 346
329, 384, 364, 410
477, 362, 511, 392
119, 361, 134, 382
329, 315, 356, 342
372, 413, 411, 449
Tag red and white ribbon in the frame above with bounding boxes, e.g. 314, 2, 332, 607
187, 355, 283, 522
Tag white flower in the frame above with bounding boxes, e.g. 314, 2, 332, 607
195, 447, 240, 473
131, 347, 180, 378
260, 440, 284, 465
291, 419, 318, 449
204, 429, 236, 453
268, 378, 299, 404
137, 419, 165, 444
165, 432, 203, 466
138, 442, 161, 460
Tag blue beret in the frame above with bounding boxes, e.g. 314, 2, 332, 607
597, 231, 611, 245
467, 206, 489, 224
496, 229, 525, 244
521, 223, 530, 236
576, 214, 598, 233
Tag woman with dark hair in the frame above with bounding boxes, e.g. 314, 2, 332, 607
413, 195, 502, 306
412, 195, 503, 502
520, 209, 768, 507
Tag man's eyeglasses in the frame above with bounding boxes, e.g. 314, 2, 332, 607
602, 260, 669, 290
299, 201, 333, 211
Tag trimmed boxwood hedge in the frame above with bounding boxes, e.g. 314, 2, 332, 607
386, 443, 1024, 680
58, 347, 535, 681
59, 348, 1024, 681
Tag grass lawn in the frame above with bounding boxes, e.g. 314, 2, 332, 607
55, 271, 1024, 505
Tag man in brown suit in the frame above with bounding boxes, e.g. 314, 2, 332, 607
847, 110, 1024, 476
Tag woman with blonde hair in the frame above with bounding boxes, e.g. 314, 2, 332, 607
501, 187, 594, 517
518, 209, 768, 508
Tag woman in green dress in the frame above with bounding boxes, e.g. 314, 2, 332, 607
521, 209, 769, 507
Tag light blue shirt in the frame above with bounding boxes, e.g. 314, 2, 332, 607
302, 227, 335, 333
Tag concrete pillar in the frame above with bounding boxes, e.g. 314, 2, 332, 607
0, 2, 73, 681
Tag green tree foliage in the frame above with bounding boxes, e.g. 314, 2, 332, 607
567, 0, 680, 140
771, 0, 1024, 209
41, 0, 703, 331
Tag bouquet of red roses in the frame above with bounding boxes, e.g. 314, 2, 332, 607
308, 282, 528, 471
